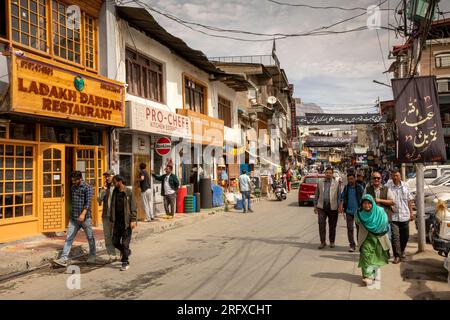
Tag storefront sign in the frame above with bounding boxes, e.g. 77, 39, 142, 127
155, 136, 172, 156
177, 109, 224, 147
128, 102, 191, 139
11, 53, 125, 126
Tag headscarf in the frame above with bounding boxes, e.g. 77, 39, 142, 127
355, 194, 389, 235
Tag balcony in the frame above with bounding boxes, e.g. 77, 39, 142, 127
209, 55, 280, 68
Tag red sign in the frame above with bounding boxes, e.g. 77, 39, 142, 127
155, 136, 172, 156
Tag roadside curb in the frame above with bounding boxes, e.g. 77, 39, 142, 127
0, 206, 225, 280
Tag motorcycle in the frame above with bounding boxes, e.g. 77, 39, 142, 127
273, 180, 287, 201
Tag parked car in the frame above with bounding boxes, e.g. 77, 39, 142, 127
298, 174, 325, 206
411, 174, 450, 196
406, 165, 450, 189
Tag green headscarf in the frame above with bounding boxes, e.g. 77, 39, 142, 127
355, 194, 389, 235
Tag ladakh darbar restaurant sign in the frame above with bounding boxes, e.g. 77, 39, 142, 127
392, 76, 446, 163
11, 54, 125, 127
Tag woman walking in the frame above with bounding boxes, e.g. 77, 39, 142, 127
355, 194, 391, 286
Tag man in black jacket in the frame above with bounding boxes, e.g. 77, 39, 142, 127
110, 175, 137, 271
152, 165, 180, 219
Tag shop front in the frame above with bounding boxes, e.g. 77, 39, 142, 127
177, 109, 224, 185
0, 53, 125, 243
116, 101, 191, 219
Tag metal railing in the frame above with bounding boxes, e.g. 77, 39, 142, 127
209, 55, 280, 68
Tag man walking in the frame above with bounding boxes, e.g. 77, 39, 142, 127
339, 173, 364, 252
386, 169, 414, 264
53, 171, 95, 267
110, 175, 137, 271
364, 171, 395, 221
314, 167, 341, 249
152, 165, 179, 219
239, 169, 253, 213
139, 163, 154, 222
357, 172, 366, 190
97, 169, 118, 262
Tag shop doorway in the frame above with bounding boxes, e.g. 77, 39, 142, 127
39, 144, 66, 233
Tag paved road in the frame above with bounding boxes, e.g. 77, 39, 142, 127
0, 192, 449, 300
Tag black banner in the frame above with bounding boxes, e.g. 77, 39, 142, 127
304, 136, 355, 147
392, 76, 447, 163
296, 113, 387, 125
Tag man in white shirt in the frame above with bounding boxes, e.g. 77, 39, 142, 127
386, 169, 414, 264
238, 169, 253, 213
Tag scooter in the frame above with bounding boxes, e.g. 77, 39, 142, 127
428, 200, 450, 257
273, 180, 287, 201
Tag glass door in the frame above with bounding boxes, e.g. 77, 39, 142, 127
40, 145, 65, 232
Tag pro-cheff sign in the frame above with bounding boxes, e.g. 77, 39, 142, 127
129, 102, 191, 139
155, 136, 172, 156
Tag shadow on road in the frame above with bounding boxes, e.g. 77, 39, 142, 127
319, 253, 358, 262
311, 272, 363, 285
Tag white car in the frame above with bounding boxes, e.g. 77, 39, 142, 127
407, 165, 450, 189
411, 175, 450, 196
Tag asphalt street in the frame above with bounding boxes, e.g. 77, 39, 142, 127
0, 192, 449, 300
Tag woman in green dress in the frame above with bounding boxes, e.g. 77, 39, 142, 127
355, 194, 391, 285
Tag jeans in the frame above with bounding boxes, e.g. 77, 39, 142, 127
318, 208, 338, 244
391, 221, 409, 257
164, 193, 177, 216
102, 216, 117, 256
345, 213, 356, 248
241, 191, 251, 212
112, 224, 132, 263
60, 218, 96, 260
141, 189, 154, 219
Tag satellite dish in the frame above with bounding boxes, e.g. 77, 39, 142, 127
267, 96, 277, 104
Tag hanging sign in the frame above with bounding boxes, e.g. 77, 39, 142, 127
155, 136, 172, 156
296, 113, 387, 125
392, 76, 447, 163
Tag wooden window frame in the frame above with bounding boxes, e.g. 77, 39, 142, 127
183, 73, 208, 115
218, 95, 232, 128
436, 53, 450, 69
2, 0, 99, 72
125, 47, 165, 103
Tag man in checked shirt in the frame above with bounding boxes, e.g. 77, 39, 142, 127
53, 171, 96, 267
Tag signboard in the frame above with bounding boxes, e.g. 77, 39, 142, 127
11, 53, 125, 126
177, 109, 224, 147
128, 102, 191, 139
296, 113, 387, 125
155, 136, 172, 156
392, 76, 447, 163
304, 136, 355, 147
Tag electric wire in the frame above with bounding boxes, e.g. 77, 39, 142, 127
266, 0, 393, 11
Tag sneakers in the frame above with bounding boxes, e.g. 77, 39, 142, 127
53, 258, 68, 267
120, 262, 130, 271
86, 255, 96, 264
329, 243, 335, 248
248, 209, 254, 213
318, 243, 326, 249
108, 255, 119, 263
348, 247, 356, 252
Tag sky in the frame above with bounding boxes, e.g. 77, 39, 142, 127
125, 0, 450, 113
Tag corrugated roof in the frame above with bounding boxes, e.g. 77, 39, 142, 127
116, 6, 224, 76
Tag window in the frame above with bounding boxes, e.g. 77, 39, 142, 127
6, 1, 98, 70
0, 143, 34, 220
218, 96, 232, 127
118, 133, 132, 186
10, 0, 47, 52
185, 77, 206, 114
125, 48, 164, 103
303, 177, 320, 184
424, 169, 437, 179
436, 53, 450, 68
78, 128, 101, 145
437, 78, 450, 93
10, 123, 35, 140
41, 125, 73, 143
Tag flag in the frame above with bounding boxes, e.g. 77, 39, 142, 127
392, 76, 447, 163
